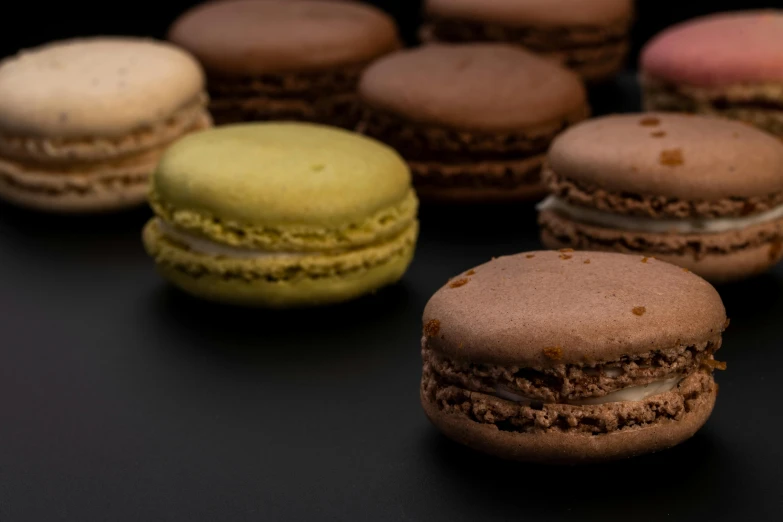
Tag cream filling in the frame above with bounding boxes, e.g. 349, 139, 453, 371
157, 219, 309, 260
495, 377, 682, 406
537, 195, 783, 234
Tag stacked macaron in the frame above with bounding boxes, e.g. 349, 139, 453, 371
358, 44, 588, 202
421, 251, 727, 463
0, 37, 210, 212
537, 113, 783, 282
143, 122, 418, 307
641, 11, 783, 137
168, 0, 401, 128
420, 0, 635, 82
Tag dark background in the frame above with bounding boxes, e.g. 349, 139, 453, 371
2, 2, 783, 522
2, 1, 783, 61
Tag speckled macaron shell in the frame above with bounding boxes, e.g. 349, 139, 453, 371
0, 37, 205, 139
168, 0, 400, 76
640, 10, 783, 87
547, 113, 783, 201
358, 44, 587, 132
423, 251, 726, 367
425, 0, 633, 28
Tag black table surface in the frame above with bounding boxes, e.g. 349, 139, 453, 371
2, 75, 782, 521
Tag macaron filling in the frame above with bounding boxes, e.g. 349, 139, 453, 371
156, 219, 310, 260
422, 342, 723, 437
538, 195, 783, 234
495, 377, 681, 406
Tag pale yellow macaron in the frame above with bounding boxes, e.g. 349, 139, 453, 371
143, 122, 419, 307
0, 37, 211, 212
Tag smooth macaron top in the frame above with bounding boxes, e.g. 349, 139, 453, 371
359, 44, 587, 132
423, 251, 726, 367
0, 37, 205, 139
641, 10, 783, 87
153, 122, 412, 229
547, 113, 783, 200
168, 0, 400, 76
425, 0, 633, 27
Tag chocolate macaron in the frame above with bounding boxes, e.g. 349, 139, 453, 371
421, 250, 728, 464
358, 44, 588, 202
168, 0, 400, 128
537, 113, 783, 282
641, 11, 783, 137
420, 0, 634, 82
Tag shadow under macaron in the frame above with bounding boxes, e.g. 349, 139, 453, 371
0, 200, 151, 260
422, 427, 742, 519
146, 279, 417, 369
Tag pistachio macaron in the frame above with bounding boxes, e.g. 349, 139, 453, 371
421, 250, 728, 464
0, 37, 210, 212
142, 122, 419, 307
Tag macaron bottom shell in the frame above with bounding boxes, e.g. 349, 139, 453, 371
143, 218, 418, 307
421, 379, 717, 465
539, 210, 783, 283
0, 158, 151, 213
0, 111, 212, 213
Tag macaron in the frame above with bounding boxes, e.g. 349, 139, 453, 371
537, 113, 783, 282
420, 0, 634, 82
142, 122, 419, 307
641, 11, 783, 137
358, 44, 588, 202
421, 250, 728, 464
168, 0, 401, 128
0, 37, 210, 213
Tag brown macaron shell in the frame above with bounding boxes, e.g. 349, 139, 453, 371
168, 0, 400, 76
546, 113, 783, 209
425, 0, 633, 28
423, 251, 725, 366
421, 384, 716, 464
421, 0, 634, 82
421, 251, 726, 463
538, 113, 783, 281
358, 44, 588, 201
168, 0, 400, 126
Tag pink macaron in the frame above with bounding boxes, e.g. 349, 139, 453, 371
640, 10, 783, 137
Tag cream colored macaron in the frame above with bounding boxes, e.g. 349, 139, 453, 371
0, 37, 211, 212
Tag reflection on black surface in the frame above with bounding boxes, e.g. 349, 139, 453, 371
424, 428, 741, 520
148, 281, 416, 368
0, 200, 151, 261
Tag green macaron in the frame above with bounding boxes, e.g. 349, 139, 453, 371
142, 122, 419, 307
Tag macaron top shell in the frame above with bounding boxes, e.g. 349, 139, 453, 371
425, 0, 633, 27
423, 251, 726, 367
641, 10, 783, 87
153, 122, 412, 229
0, 37, 205, 138
547, 113, 783, 200
359, 44, 587, 132
168, 0, 400, 76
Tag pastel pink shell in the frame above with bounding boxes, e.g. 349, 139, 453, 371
640, 11, 783, 86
